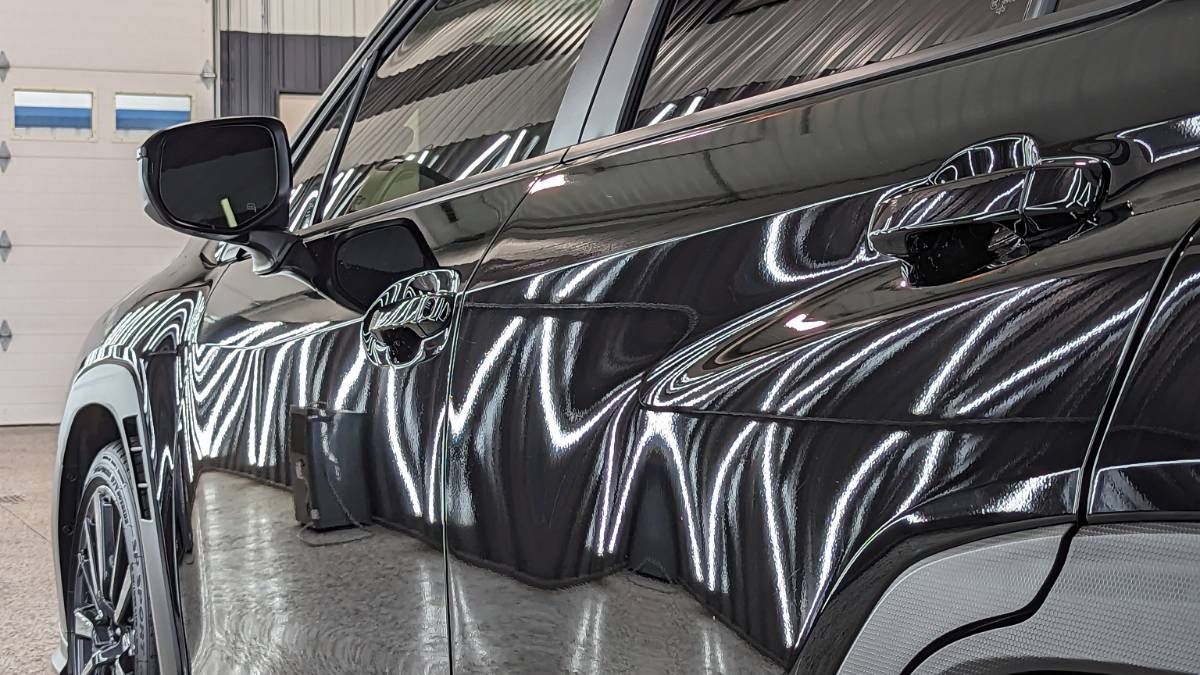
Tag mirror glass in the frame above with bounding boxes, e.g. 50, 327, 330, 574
159, 123, 278, 231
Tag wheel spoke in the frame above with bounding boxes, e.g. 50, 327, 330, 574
81, 517, 101, 604
108, 523, 126, 603
113, 566, 133, 624
73, 486, 139, 675
92, 493, 110, 601
73, 609, 95, 641
79, 549, 102, 608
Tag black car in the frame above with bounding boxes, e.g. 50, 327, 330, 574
51, 0, 1200, 672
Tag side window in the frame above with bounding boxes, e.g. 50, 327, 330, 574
289, 93, 354, 231
632, 0, 1034, 129
322, 0, 602, 219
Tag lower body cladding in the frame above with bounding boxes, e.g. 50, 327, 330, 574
913, 523, 1200, 675
843, 523, 1200, 675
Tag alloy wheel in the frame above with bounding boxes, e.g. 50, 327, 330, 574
71, 486, 137, 675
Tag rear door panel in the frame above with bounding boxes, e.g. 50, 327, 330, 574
1090, 217, 1200, 517
445, 1, 1200, 671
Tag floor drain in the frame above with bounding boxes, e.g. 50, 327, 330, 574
0, 494, 25, 504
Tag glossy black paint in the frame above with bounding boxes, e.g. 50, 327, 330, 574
453, 14, 1200, 666
50, 0, 1200, 673
1091, 221, 1200, 517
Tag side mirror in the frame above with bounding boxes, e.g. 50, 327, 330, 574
139, 117, 305, 274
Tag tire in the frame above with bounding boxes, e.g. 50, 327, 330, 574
66, 443, 158, 675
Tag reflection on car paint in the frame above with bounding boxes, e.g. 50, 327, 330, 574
53, 3, 1200, 671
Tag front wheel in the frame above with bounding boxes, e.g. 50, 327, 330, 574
67, 443, 157, 675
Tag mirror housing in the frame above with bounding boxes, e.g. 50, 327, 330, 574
138, 116, 299, 273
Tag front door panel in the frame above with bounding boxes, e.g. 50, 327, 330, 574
446, 2, 1200, 671
174, 174, 532, 672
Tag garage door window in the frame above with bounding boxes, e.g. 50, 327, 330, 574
320, 0, 602, 219
631, 0, 1035, 129
115, 94, 191, 132
13, 90, 92, 138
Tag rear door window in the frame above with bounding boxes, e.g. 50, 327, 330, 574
632, 0, 1035, 129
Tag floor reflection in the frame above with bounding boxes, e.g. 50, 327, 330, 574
450, 560, 778, 673
181, 472, 449, 674
179, 472, 777, 673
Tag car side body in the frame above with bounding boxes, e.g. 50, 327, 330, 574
51, 0, 1200, 672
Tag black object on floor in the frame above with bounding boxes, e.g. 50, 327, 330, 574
289, 403, 371, 531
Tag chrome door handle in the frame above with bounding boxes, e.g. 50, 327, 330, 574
361, 268, 458, 367
869, 135, 1107, 284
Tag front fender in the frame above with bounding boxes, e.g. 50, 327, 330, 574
53, 361, 183, 674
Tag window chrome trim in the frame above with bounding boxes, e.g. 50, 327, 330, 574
293, 149, 567, 241
570, 0, 1155, 162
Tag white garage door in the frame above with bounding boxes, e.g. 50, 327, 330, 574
0, 0, 213, 424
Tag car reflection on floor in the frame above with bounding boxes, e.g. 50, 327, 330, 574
181, 472, 776, 674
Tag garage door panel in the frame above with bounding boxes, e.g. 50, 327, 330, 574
0, 384, 70, 405
0, 139, 148, 161
11, 1, 212, 75
0, 224, 184, 248
3, 300, 113, 321
4, 156, 142, 196
0, 245, 183, 280
1, 331, 88, 371
0, 314, 99, 334
0, 403, 62, 426
0, 325, 88, 348
0, 354, 83, 375
0, 333, 90, 359
0, 279, 141, 303
0, 0, 212, 426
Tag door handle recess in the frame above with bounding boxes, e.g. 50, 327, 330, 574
869, 135, 1107, 285
361, 268, 458, 367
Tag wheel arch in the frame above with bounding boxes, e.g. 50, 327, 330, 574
54, 403, 123, 604
53, 361, 182, 673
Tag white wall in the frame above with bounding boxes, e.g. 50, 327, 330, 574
0, 0, 215, 424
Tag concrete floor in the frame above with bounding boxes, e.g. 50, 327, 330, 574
0, 425, 59, 674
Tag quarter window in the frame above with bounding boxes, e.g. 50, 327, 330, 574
322, 0, 602, 219
632, 0, 1032, 129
